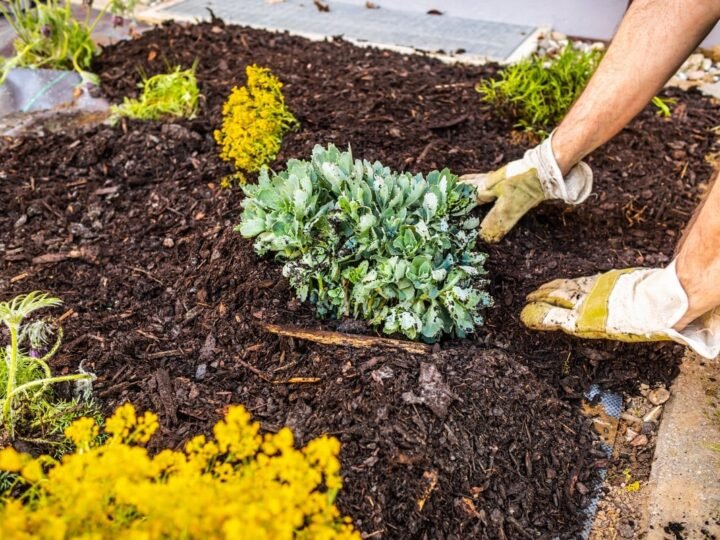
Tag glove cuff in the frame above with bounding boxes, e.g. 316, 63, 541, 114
527, 133, 593, 205
662, 260, 720, 359
610, 261, 720, 359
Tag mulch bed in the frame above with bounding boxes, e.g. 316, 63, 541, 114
1, 20, 717, 538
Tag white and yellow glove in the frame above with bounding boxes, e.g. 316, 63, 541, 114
461, 135, 593, 243
521, 261, 720, 359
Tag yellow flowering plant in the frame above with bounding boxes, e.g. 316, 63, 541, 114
215, 64, 298, 185
0, 403, 360, 540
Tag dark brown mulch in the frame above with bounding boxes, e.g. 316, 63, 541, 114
0, 20, 717, 539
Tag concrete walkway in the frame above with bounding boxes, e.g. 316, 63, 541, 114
140, 0, 541, 64
643, 356, 720, 539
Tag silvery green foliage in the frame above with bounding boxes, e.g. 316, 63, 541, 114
238, 144, 492, 341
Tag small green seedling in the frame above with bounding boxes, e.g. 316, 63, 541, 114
0, 292, 94, 439
110, 65, 200, 123
0, 0, 137, 84
478, 44, 674, 134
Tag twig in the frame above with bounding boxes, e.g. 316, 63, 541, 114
273, 377, 321, 384
10, 272, 28, 283
235, 356, 272, 382
126, 266, 164, 285
146, 349, 186, 359
259, 323, 432, 354
57, 309, 75, 323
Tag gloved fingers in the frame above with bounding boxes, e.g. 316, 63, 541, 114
525, 275, 598, 308
521, 301, 672, 343
479, 175, 545, 243
458, 174, 497, 204
563, 162, 594, 205
459, 167, 507, 204
520, 301, 574, 332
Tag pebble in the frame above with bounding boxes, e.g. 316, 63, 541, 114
14, 214, 27, 228
648, 387, 670, 406
163, 237, 175, 248
641, 421, 657, 435
687, 70, 708, 81
643, 405, 663, 423
630, 434, 648, 447
195, 363, 207, 380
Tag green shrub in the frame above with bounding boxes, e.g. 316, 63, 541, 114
477, 45, 603, 134
477, 44, 674, 134
0, 292, 95, 439
238, 144, 492, 342
111, 65, 200, 123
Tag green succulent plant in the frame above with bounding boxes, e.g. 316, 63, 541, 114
238, 144, 492, 342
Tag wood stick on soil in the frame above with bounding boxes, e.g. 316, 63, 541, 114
10, 272, 29, 283
273, 377, 321, 384
259, 323, 432, 354
235, 356, 271, 382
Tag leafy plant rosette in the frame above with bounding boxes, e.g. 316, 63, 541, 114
0, 292, 95, 439
110, 64, 200, 124
239, 144, 492, 342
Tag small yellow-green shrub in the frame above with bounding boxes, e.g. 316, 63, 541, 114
215, 65, 298, 185
0, 403, 359, 540
111, 65, 200, 123
477, 44, 674, 135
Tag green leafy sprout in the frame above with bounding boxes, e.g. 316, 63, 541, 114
238, 144, 493, 342
0, 0, 137, 85
110, 64, 201, 123
477, 44, 675, 135
0, 292, 95, 439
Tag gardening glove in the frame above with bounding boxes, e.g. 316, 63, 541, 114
460, 134, 593, 243
520, 260, 720, 359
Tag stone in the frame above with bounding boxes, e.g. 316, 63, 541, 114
630, 434, 648, 447
687, 70, 708, 81
163, 237, 175, 248
684, 53, 705, 72
644, 406, 663, 423
195, 363, 207, 380
699, 81, 720, 100
648, 387, 670, 405
641, 421, 657, 435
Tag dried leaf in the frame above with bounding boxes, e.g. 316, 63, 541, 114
313, 0, 330, 11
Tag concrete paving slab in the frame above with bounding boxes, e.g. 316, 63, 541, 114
644, 355, 720, 539
140, 0, 541, 64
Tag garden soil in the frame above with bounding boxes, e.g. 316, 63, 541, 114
1, 21, 718, 539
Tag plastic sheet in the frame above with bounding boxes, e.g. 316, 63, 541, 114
0, 67, 109, 136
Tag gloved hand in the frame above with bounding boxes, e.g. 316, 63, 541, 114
520, 260, 720, 359
460, 134, 593, 243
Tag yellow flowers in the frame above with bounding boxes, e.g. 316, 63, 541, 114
215, 65, 298, 185
0, 403, 359, 540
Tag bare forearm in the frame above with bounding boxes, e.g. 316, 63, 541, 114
552, 0, 720, 173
